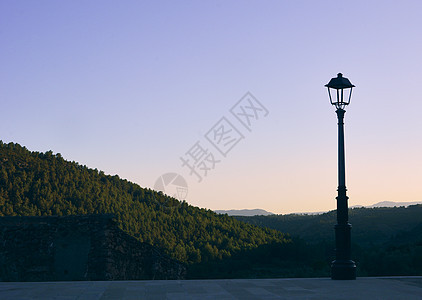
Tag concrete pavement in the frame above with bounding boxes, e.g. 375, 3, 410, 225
0, 277, 421, 299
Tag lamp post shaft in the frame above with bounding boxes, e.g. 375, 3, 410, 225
331, 108, 356, 280
337, 108, 348, 225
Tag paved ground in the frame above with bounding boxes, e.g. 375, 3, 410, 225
0, 277, 421, 300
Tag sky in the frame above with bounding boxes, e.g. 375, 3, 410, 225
1, 0, 421, 214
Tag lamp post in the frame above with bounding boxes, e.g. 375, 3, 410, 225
325, 73, 357, 280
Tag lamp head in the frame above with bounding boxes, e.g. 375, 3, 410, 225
325, 73, 355, 110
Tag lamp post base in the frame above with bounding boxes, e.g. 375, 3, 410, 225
331, 260, 356, 280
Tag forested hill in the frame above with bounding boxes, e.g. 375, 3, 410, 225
235, 205, 422, 246
0, 141, 289, 265
235, 205, 422, 276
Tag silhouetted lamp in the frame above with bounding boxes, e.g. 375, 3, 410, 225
325, 73, 357, 280
326, 73, 355, 109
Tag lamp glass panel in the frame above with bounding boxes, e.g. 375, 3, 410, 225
343, 87, 352, 105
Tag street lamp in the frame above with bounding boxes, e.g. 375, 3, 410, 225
325, 73, 357, 280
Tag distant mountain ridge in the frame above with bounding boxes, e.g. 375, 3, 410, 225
352, 201, 422, 208
294, 201, 422, 216
214, 209, 274, 216
216, 201, 422, 216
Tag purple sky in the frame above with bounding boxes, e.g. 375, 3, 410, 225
1, 0, 421, 213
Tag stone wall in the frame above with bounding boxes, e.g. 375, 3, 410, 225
0, 214, 185, 281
